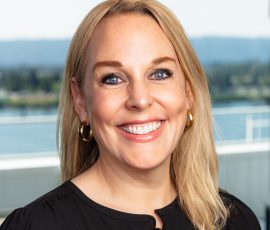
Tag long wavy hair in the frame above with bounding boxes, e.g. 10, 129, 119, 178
57, 0, 228, 229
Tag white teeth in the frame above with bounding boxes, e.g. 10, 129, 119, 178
121, 121, 161, 135
137, 126, 143, 134
143, 126, 149, 133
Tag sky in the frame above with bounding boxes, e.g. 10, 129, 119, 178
0, 0, 269, 40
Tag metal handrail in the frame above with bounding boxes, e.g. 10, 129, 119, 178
213, 105, 270, 143
213, 105, 270, 115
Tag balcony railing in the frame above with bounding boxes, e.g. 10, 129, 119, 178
213, 105, 270, 143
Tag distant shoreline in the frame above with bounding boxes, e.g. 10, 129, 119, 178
0, 93, 59, 109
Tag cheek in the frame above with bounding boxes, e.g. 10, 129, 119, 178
86, 89, 125, 126
154, 82, 188, 116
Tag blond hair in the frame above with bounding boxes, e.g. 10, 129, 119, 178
57, 0, 228, 229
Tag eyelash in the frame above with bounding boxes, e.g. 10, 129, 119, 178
100, 68, 173, 85
100, 73, 124, 85
150, 68, 173, 80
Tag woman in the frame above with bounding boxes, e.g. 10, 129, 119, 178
1, 1, 261, 229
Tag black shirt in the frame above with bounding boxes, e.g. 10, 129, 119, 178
0, 181, 261, 230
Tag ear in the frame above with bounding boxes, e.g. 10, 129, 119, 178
185, 79, 194, 110
71, 77, 88, 123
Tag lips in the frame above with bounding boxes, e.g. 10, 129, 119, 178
120, 121, 161, 135
117, 120, 165, 143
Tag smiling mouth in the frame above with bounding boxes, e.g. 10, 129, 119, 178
119, 121, 162, 135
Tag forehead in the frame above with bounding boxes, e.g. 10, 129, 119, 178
87, 13, 177, 63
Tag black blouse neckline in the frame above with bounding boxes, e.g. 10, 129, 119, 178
1, 180, 262, 230
64, 180, 179, 223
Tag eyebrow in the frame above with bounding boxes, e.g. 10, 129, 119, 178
152, 56, 176, 65
92, 56, 176, 72
92, 61, 122, 72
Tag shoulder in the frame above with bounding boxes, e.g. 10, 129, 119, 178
0, 181, 77, 230
220, 191, 261, 230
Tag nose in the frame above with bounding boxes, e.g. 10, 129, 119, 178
125, 80, 153, 111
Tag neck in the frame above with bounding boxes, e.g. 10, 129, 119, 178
87, 154, 176, 213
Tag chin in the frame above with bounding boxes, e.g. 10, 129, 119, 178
123, 153, 171, 171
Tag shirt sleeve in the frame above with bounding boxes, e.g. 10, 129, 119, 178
222, 192, 261, 230
0, 208, 32, 230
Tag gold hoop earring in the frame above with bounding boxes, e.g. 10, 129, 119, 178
78, 122, 93, 142
185, 110, 193, 129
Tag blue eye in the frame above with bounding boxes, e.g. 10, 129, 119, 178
101, 74, 123, 85
151, 69, 172, 80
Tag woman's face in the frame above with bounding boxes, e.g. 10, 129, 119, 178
72, 14, 193, 171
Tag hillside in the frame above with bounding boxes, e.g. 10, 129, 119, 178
191, 37, 269, 64
0, 37, 269, 67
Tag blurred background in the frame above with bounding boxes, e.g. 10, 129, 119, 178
0, 0, 269, 228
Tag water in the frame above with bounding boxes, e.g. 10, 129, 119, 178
0, 123, 57, 155
0, 108, 58, 156
0, 102, 269, 156
214, 107, 270, 143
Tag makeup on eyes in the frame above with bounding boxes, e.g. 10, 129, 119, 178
150, 68, 173, 80
97, 67, 173, 85
101, 73, 124, 85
